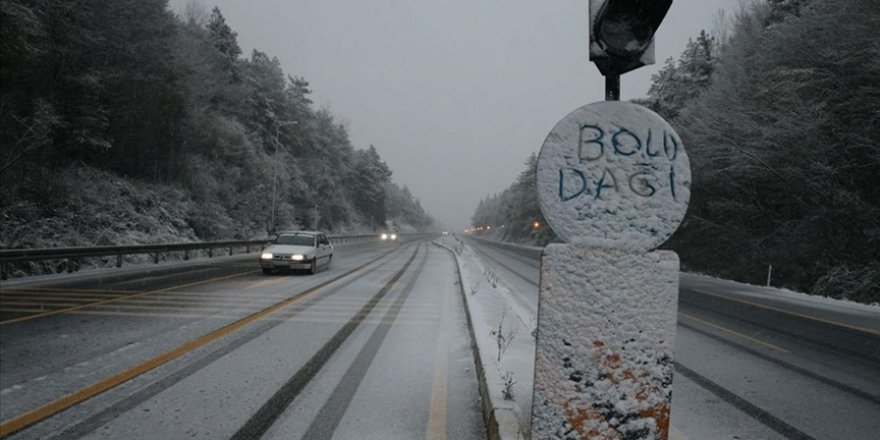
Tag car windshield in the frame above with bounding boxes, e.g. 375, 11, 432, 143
275, 234, 314, 246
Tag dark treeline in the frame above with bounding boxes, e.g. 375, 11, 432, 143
0, 0, 432, 249
472, 0, 879, 303
470, 153, 555, 245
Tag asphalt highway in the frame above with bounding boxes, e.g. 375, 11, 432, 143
3, 234, 878, 440
467, 238, 880, 440
0, 238, 485, 440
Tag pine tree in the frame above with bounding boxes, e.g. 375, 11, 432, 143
646, 30, 719, 120
206, 7, 241, 81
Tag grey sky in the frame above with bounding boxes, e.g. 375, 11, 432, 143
172, 0, 736, 231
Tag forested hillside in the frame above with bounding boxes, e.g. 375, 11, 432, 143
0, 0, 432, 251
470, 154, 555, 246
472, 0, 879, 303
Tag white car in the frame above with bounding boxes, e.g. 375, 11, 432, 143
260, 231, 333, 275
380, 231, 398, 241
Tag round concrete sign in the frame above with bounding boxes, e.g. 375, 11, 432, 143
537, 101, 691, 251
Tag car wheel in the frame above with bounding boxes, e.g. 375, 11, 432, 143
262, 267, 272, 275
309, 258, 317, 275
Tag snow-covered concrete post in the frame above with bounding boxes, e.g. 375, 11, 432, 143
530, 102, 690, 439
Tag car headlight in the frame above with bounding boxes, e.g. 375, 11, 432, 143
261, 253, 273, 260
291, 254, 305, 261
380, 233, 388, 240
391, 234, 397, 240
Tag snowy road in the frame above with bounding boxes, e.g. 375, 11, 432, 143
467, 237, 880, 440
3, 234, 878, 440
0, 239, 485, 440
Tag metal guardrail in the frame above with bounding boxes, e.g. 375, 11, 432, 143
466, 235, 544, 260
0, 233, 427, 279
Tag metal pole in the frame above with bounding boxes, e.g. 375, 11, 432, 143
605, 74, 620, 101
270, 125, 280, 234
269, 120, 297, 234
313, 205, 318, 230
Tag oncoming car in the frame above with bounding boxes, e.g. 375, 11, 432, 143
380, 231, 398, 241
260, 231, 333, 275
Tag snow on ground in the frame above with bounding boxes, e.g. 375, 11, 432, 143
435, 235, 534, 440
471, 235, 879, 311
451, 235, 879, 440
680, 271, 880, 310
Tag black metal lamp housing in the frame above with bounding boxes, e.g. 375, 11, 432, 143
589, 0, 673, 76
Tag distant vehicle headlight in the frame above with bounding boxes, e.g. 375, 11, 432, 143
261, 253, 273, 260
390, 233, 397, 240
291, 254, 305, 261
381, 233, 388, 240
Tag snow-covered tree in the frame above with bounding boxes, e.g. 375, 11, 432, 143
206, 6, 241, 81
1, 2, 434, 256
668, 0, 880, 302
646, 30, 719, 120
349, 145, 392, 227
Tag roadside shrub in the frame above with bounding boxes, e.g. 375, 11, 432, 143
811, 263, 880, 304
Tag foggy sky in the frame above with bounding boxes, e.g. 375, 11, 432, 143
171, 0, 736, 231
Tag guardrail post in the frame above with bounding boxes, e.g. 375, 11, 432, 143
184, 250, 189, 261
153, 253, 159, 264
66, 258, 74, 273
208, 248, 213, 258
1, 263, 8, 280
116, 254, 122, 268
228, 247, 233, 256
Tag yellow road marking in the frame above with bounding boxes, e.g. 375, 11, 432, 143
680, 312, 790, 353
1, 293, 124, 302
44, 297, 455, 316
296, 303, 439, 312
1, 289, 284, 302
107, 267, 216, 288
1, 286, 125, 294
284, 316, 436, 326
695, 289, 880, 336
2, 302, 260, 314
243, 276, 290, 289
0, 307, 439, 326
309, 297, 441, 305
143, 291, 286, 300
1, 296, 436, 316
0, 281, 434, 320
0, 300, 85, 309
100, 294, 282, 304
1, 285, 181, 295
669, 425, 689, 440
123, 289, 285, 301
426, 277, 451, 440
0, 255, 392, 436
0, 270, 258, 326
0, 307, 229, 320
0, 308, 46, 313
1, 293, 283, 307
5, 284, 272, 297
1, 288, 124, 296
0, 262, 255, 289
0, 292, 277, 305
